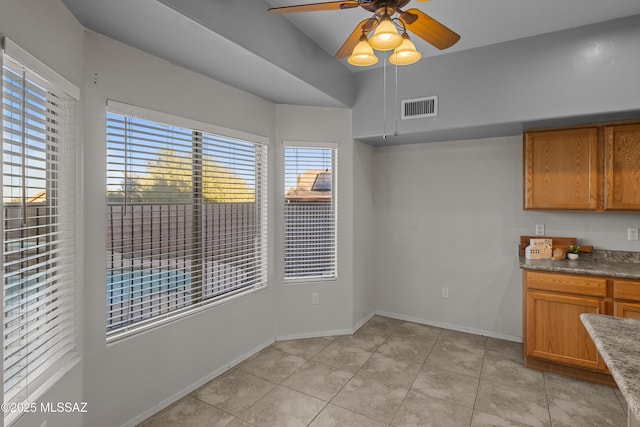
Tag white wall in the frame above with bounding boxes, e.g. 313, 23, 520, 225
82, 31, 278, 427
353, 141, 376, 326
0, 1, 85, 427
373, 136, 640, 341
273, 105, 357, 339
354, 14, 640, 144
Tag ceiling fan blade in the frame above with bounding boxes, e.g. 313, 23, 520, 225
400, 8, 460, 50
334, 18, 378, 58
268, 1, 360, 14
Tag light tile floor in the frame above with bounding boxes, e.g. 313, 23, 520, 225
139, 316, 628, 427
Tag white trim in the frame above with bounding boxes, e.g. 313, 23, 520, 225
120, 338, 275, 427
3, 37, 79, 99
276, 312, 374, 341
107, 100, 268, 146
375, 310, 523, 343
282, 140, 339, 149
352, 311, 376, 333
283, 276, 338, 285
275, 328, 353, 342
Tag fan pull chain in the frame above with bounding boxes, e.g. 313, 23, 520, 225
394, 60, 399, 136
383, 56, 387, 139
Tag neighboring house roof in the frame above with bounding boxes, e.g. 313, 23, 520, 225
285, 170, 332, 202
28, 191, 46, 203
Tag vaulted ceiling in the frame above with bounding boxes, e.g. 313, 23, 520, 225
62, 0, 640, 108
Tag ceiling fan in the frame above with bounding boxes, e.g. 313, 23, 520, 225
268, 0, 460, 66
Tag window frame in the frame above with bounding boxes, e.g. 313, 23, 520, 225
2, 38, 80, 425
105, 101, 268, 342
283, 141, 338, 283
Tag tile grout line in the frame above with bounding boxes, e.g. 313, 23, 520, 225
542, 372, 553, 427
388, 325, 444, 426
467, 337, 489, 426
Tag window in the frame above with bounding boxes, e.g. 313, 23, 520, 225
2, 39, 79, 423
284, 144, 337, 280
106, 101, 267, 340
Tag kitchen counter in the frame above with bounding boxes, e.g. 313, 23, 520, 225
519, 250, 640, 280
581, 314, 640, 427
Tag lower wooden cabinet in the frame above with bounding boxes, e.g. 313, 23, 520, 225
524, 271, 608, 373
613, 280, 640, 319
523, 270, 640, 384
526, 291, 606, 371
614, 302, 640, 319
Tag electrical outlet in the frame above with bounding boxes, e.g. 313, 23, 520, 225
442, 287, 449, 298
628, 228, 639, 241
535, 224, 545, 236
311, 293, 319, 305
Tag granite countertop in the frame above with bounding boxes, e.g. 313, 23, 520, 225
580, 314, 640, 422
519, 250, 640, 280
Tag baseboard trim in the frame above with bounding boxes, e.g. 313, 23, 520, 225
375, 310, 522, 343
275, 312, 376, 342
121, 338, 275, 427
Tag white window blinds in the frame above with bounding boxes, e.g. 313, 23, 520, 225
2, 43, 78, 419
284, 145, 337, 280
106, 102, 268, 339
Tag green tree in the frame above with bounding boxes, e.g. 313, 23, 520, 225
123, 148, 255, 203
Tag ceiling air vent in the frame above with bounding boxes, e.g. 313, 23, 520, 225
401, 96, 438, 120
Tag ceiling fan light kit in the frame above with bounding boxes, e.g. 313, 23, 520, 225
389, 32, 421, 65
268, 0, 460, 68
368, 15, 403, 50
348, 35, 380, 66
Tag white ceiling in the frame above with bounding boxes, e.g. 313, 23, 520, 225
61, 0, 640, 107
266, 0, 640, 66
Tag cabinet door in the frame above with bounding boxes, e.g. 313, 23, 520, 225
604, 124, 640, 210
526, 291, 606, 371
524, 128, 600, 210
614, 302, 640, 320
524, 127, 599, 210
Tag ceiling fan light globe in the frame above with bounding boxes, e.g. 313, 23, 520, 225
348, 39, 379, 66
369, 18, 402, 51
389, 36, 421, 65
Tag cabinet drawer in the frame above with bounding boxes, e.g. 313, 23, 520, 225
525, 271, 607, 297
613, 280, 640, 302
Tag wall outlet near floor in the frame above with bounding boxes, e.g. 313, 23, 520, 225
311, 293, 319, 305
629, 228, 639, 241
442, 287, 449, 298
535, 224, 545, 236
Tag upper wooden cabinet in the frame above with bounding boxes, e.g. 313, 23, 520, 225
604, 124, 640, 210
524, 127, 600, 210
524, 121, 640, 211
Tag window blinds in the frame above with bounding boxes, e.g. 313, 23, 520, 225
2, 48, 78, 415
106, 104, 267, 339
284, 145, 337, 280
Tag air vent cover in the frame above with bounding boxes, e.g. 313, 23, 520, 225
401, 96, 438, 120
